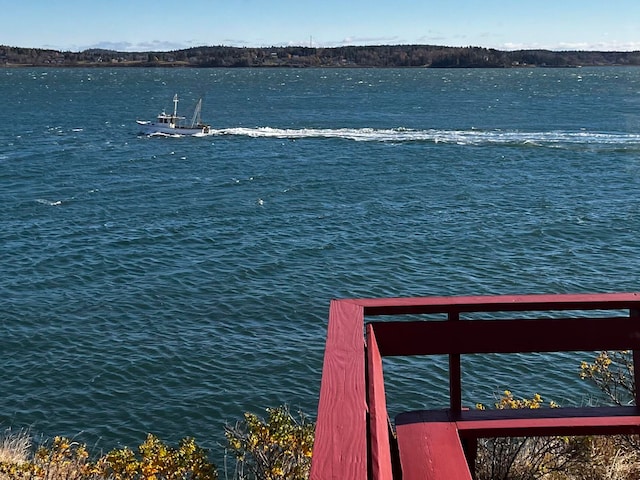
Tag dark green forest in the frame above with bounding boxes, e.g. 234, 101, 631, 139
2, 44, 640, 68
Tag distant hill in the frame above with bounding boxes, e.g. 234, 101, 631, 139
2, 44, 640, 68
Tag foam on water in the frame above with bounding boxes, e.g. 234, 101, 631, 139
193, 127, 640, 148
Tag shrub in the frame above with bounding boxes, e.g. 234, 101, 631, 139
0, 432, 217, 480
476, 390, 559, 411
472, 350, 640, 480
224, 405, 314, 480
0, 434, 96, 480
580, 350, 636, 406
95, 433, 217, 480
475, 391, 586, 480
0, 405, 314, 480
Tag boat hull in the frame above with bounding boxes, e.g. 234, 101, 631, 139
136, 120, 210, 136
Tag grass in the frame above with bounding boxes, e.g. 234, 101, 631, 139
475, 434, 640, 480
0, 428, 30, 466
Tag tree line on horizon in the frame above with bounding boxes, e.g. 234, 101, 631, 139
2, 44, 640, 68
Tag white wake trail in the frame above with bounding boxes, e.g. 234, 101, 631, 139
203, 127, 640, 147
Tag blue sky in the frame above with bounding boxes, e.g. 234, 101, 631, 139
3, 0, 640, 52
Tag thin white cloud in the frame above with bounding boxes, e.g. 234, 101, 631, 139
557, 41, 640, 52
83, 40, 199, 52
499, 40, 640, 52
298, 35, 403, 48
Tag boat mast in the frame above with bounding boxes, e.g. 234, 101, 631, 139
190, 99, 202, 127
172, 94, 179, 118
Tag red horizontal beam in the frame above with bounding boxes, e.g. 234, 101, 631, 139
342, 292, 640, 316
396, 406, 640, 444
370, 316, 640, 356
456, 406, 640, 438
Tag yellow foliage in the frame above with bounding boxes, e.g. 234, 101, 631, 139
0, 433, 217, 480
97, 433, 217, 480
225, 405, 314, 480
475, 390, 559, 411
579, 350, 635, 406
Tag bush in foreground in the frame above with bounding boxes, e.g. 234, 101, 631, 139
0, 405, 312, 480
475, 392, 595, 480
0, 432, 217, 480
472, 354, 640, 480
224, 405, 314, 480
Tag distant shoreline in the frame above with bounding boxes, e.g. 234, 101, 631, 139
2, 44, 640, 68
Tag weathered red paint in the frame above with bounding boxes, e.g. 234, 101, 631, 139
310, 293, 640, 480
366, 325, 393, 480
396, 418, 473, 480
311, 300, 368, 480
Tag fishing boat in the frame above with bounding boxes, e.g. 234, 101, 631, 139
137, 94, 210, 135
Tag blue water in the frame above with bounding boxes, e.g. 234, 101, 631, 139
2, 67, 640, 459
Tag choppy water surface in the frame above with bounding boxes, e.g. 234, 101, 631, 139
2, 67, 640, 459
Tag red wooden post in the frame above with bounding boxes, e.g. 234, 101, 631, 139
367, 324, 394, 480
310, 300, 368, 480
448, 311, 462, 416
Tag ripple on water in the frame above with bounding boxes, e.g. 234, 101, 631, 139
2, 67, 640, 460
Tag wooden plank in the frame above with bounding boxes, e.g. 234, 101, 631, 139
454, 406, 640, 438
371, 316, 640, 356
350, 292, 640, 316
311, 300, 368, 480
366, 324, 394, 480
395, 411, 473, 480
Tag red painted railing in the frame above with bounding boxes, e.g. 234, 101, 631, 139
310, 293, 640, 480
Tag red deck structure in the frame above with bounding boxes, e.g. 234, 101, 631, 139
310, 293, 640, 480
